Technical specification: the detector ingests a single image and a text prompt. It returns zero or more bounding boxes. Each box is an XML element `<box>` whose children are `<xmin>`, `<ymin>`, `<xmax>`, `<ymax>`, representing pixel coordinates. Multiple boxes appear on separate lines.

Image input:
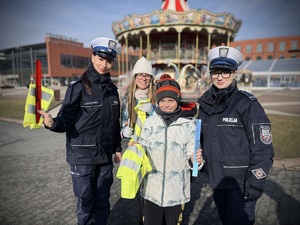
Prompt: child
<box><xmin>138</xmin><ymin>74</ymin><xmax>204</xmax><ymax>225</ymax></box>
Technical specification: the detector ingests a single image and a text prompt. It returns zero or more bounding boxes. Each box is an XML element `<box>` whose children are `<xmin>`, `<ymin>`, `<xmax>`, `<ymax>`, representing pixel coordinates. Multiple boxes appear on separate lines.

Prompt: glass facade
<box><xmin>60</xmin><ymin>54</ymin><xmax>90</xmax><ymax>69</ymax></box>
<box><xmin>0</xmin><ymin>44</ymin><xmax>47</xmax><ymax>86</ymax></box>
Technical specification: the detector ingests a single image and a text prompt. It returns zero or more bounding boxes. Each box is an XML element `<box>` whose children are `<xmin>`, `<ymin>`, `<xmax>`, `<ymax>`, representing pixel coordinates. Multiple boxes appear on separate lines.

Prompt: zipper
<box><xmin>161</xmin><ymin>124</ymin><xmax>167</xmax><ymax>205</ymax></box>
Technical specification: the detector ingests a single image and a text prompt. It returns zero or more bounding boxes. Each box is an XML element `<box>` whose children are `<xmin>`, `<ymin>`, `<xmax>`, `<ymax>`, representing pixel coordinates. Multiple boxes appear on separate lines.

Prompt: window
<box><xmin>267</xmin><ymin>55</ymin><xmax>273</xmax><ymax>59</ymax></box>
<box><xmin>245</xmin><ymin>57</ymin><xmax>251</xmax><ymax>60</ymax></box>
<box><xmin>268</xmin><ymin>43</ymin><xmax>274</xmax><ymax>52</ymax></box>
<box><xmin>279</xmin><ymin>55</ymin><xmax>284</xmax><ymax>59</ymax></box>
<box><xmin>256</xmin><ymin>56</ymin><xmax>261</xmax><ymax>60</ymax></box>
<box><xmin>256</xmin><ymin>44</ymin><xmax>263</xmax><ymax>53</ymax></box>
<box><xmin>291</xmin><ymin>41</ymin><xmax>298</xmax><ymax>50</ymax></box>
<box><xmin>60</xmin><ymin>54</ymin><xmax>90</xmax><ymax>69</ymax></box>
<box><xmin>236</xmin><ymin>46</ymin><xmax>241</xmax><ymax>52</ymax></box>
<box><xmin>246</xmin><ymin>45</ymin><xmax>252</xmax><ymax>54</ymax></box>
<box><xmin>279</xmin><ymin>42</ymin><xmax>286</xmax><ymax>51</ymax></box>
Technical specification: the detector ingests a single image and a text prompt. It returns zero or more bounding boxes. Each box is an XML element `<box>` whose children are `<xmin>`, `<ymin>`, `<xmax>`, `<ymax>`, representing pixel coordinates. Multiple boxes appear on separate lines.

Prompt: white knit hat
<box><xmin>132</xmin><ymin>57</ymin><xmax>154</xmax><ymax>77</ymax></box>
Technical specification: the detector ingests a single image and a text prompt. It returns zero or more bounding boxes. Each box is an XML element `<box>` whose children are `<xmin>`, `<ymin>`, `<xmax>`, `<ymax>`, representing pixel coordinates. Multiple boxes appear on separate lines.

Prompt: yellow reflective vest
<box><xmin>129</xmin><ymin>98</ymin><xmax>149</xmax><ymax>143</ymax></box>
<box><xmin>116</xmin><ymin>143</ymin><xmax>152</xmax><ymax>199</ymax></box>
<box><xmin>23</xmin><ymin>83</ymin><xmax>54</xmax><ymax>129</ymax></box>
<box><xmin>117</xmin><ymin>98</ymin><xmax>152</xmax><ymax>199</ymax></box>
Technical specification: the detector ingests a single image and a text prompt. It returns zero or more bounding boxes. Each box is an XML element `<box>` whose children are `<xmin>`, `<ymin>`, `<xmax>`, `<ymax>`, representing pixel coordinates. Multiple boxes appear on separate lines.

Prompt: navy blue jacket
<box><xmin>50</xmin><ymin>65</ymin><xmax>122</xmax><ymax>165</ymax></box>
<box><xmin>198</xmin><ymin>82</ymin><xmax>274</xmax><ymax>198</ymax></box>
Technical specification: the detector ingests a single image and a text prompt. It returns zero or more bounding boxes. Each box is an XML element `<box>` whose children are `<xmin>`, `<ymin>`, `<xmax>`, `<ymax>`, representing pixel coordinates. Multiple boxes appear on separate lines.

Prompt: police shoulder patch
<box><xmin>251</xmin><ymin>168</ymin><xmax>267</xmax><ymax>179</ymax></box>
<box><xmin>240</xmin><ymin>90</ymin><xmax>257</xmax><ymax>101</ymax></box>
<box><xmin>260</xmin><ymin>125</ymin><xmax>272</xmax><ymax>144</ymax></box>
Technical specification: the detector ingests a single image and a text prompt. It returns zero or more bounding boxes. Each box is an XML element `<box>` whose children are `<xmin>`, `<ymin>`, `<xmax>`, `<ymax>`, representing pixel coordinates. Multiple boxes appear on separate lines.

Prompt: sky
<box><xmin>0</xmin><ymin>0</ymin><xmax>300</xmax><ymax>50</ymax></box>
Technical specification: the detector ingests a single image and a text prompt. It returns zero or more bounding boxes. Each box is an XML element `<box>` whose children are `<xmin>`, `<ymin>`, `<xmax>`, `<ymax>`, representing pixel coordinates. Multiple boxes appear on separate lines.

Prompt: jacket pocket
<box><xmin>70</xmin><ymin>136</ymin><xmax>103</xmax><ymax>160</ymax></box>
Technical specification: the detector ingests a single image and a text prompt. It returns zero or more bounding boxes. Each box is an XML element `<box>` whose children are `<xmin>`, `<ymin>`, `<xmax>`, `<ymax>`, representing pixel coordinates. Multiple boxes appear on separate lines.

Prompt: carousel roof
<box><xmin>161</xmin><ymin>0</ymin><xmax>190</xmax><ymax>12</ymax></box>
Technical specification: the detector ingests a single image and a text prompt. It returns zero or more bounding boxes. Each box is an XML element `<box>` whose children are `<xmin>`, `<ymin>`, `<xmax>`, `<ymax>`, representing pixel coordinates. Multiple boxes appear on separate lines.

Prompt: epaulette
<box><xmin>240</xmin><ymin>90</ymin><xmax>257</xmax><ymax>101</ymax></box>
<box><xmin>69</xmin><ymin>77</ymin><xmax>82</xmax><ymax>87</ymax></box>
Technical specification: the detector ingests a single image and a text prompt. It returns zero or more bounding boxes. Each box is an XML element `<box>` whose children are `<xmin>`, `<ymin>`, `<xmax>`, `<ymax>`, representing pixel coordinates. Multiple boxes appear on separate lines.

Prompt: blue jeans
<box><xmin>213</xmin><ymin>189</ymin><xmax>256</xmax><ymax>225</ymax></box>
<box><xmin>70</xmin><ymin>164</ymin><xmax>113</xmax><ymax>225</ymax></box>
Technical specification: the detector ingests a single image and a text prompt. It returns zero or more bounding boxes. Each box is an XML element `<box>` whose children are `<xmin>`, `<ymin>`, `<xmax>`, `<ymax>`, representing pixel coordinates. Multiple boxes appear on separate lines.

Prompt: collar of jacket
<box><xmin>88</xmin><ymin>64</ymin><xmax>111</xmax><ymax>85</ymax></box>
<box><xmin>155</xmin><ymin>106</ymin><xmax>182</xmax><ymax>127</ymax></box>
<box><xmin>200</xmin><ymin>81</ymin><xmax>239</xmax><ymax>115</ymax></box>
<box><xmin>211</xmin><ymin>80</ymin><xmax>236</xmax><ymax>104</ymax></box>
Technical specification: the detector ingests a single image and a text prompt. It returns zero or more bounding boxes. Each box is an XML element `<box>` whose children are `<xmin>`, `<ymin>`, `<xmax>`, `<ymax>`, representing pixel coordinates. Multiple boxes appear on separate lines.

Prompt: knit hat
<box><xmin>156</xmin><ymin>74</ymin><xmax>181</xmax><ymax>104</ymax></box>
<box><xmin>132</xmin><ymin>57</ymin><xmax>154</xmax><ymax>77</ymax></box>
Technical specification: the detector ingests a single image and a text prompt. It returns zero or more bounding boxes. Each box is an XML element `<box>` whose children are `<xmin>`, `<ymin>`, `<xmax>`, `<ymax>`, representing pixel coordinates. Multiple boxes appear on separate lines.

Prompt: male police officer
<box><xmin>197</xmin><ymin>46</ymin><xmax>274</xmax><ymax>225</ymax></box>
<box><xmin>39</xmin><ymin>37</ymin><xmax>122</xmax><ymax>225</ymax></box>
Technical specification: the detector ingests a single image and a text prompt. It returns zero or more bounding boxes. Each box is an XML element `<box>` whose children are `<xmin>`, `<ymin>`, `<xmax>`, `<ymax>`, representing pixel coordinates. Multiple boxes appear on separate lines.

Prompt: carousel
<box><xmin>112</xmin><ymin>0</ymin><xmax>242</xmax><ymax>98</ymax></box>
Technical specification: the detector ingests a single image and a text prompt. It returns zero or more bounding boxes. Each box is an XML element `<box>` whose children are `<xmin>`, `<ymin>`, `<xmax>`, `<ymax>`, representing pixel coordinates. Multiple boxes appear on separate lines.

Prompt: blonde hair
<box><xmin>127</xmin><ymin>76</ymin><xmax>156</xmax><ymax>128</ymax></box>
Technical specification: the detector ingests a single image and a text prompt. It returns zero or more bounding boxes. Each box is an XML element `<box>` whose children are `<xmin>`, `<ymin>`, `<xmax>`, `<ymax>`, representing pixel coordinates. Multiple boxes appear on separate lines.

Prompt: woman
<box><xmin>198</xmin><ymin>46</ymin><xmax>274</xmax><ymax>225</ymax></box>
<box><xmin>121</xmin><ymin>56</ymin><xmax>156</xmax><ymax>140</ymax></box>
<box><xmin>38</xmin><ymin>37</ymin><xmax>123</xmax><ymax>225</ymax></box>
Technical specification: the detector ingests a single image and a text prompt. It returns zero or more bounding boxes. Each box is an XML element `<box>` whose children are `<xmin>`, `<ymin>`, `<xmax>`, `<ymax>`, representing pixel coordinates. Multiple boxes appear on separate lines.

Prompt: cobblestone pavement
<box><xmin>0</xmin><ymin>120</ymin><xmax>299</xmax><ymax>225</ymax></box>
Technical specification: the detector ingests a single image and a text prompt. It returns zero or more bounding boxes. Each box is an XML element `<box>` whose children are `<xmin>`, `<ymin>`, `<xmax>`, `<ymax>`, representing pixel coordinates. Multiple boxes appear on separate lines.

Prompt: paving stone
<box><xmin>0</xmin><ymin>120</ymin><xmax>300</xmax><ymax>225</ymax></box>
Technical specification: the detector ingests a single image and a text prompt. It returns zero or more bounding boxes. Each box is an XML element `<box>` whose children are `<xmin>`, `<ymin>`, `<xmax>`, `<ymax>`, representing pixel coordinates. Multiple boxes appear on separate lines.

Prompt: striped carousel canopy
<box><xmin>161</xmin><ymin>0</ymin><xmax>190</xmax><ymax>12</ymax></box>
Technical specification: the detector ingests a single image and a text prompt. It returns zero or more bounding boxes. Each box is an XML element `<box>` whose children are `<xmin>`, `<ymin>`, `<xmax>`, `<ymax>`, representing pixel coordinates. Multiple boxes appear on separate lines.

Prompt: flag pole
<box><xmin>35</xmin><ymin>60</ymin><xmax>42</xmax><ymax>123</ymax></box>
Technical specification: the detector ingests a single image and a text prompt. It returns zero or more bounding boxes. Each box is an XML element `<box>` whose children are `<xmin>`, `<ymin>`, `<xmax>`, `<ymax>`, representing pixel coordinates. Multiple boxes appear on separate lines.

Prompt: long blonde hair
<box><xmin>127</xmin><ymin>76</ymin><xmax>156</xmax><ymax>128</ymax></box>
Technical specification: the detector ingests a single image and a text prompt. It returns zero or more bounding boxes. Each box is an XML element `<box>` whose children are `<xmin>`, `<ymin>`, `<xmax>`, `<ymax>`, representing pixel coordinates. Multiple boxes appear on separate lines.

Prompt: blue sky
<box><xmin>0</xmin><ymin>0</ymin><xmax>299</xmax><ymax>50</ymax></box>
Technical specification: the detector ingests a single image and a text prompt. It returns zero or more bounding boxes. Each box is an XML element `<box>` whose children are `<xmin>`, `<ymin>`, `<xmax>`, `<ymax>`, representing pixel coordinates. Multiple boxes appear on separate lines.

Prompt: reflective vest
<box><xmin>23</xmin><ymin>83</ymin><xmax>54</xmax><ymax>129</ymax></box>
<box><xmin>130</xmin><ymin>98</ymin><xmax>149</xmax><ymax>143</ymax></box>
<box><xmin>117</xmin><ymin>98</ymin><xmax>152</xmax><ymax>199</ymax></box>
<box><xmin>116</xmin><ymin>143</ymin><xmax>152</xmax><ymax>199</ymax></box>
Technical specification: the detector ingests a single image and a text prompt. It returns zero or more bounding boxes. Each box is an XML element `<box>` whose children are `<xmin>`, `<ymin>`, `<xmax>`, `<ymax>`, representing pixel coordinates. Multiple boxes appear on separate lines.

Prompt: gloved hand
<box><xmin>244</xmin><ymin>192</ymin><xmax>260</xmax><ymax>202</ymax></box>
<box><xmin>122</xmin><ymin>126</ymin><xmax>133</xmax><ymax>138</ymax></box>
<box><xmin>137</xmin><ymin>102</ymin><xmax>152</xmax><ymax>113</ymax></box>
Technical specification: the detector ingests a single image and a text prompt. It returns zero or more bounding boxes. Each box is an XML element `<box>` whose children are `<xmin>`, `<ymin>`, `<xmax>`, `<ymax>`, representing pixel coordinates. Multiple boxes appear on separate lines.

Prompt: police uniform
<box><xmin>198</xmin><ymin>46</ymin><xmax>274</xmax><ymax>225</ymax></box>
<box><xmin>49</xmin><ymin>37</ymin><xmax>122</xmax><ymax>225</ymax></box>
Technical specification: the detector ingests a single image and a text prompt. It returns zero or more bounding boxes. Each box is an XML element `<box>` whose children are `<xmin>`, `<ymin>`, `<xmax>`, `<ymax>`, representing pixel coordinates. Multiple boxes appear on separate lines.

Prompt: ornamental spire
<box><xmin>161</xmin><ymin>0</ymin><xmax>190</xmax><ymax>12</ymax></box>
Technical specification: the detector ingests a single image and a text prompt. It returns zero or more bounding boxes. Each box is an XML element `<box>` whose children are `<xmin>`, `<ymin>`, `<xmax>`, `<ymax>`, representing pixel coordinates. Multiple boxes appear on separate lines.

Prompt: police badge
<box><xmin>219</xmin><ymin>47</ymin><xmax>229</xmax><ymax>58</ymax></box>
<box><xmin>108</xmin><ymin>40</ymin><xmax>117</xmax><ymax>52</ymax></box>
<box><xmin>260</xmin><ymin>125</ymin><xmax>272</xmax><ymax>144</ymax></box>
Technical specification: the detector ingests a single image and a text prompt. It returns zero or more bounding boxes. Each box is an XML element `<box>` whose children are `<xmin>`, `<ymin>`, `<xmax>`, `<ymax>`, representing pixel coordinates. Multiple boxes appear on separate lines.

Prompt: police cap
<box><xmin>208</xmin><ymin>46</ymin><xmax>244</xmax><ymax>71</ymax></box>
<box><xmin>91</xmin><ymin>37</ymin><xmax>122</xmax><ymax>61</ymax></box>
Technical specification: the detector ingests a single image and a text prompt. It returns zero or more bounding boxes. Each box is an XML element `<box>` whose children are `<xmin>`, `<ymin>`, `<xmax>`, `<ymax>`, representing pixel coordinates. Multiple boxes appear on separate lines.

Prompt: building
<box><xmin>0</xmin><ymin>34</ymin><xmax>120</xmax><ymax>87</ymax></box>
<box><xmin>231</xmin><ymin>36</ymin><xmax>300</xmax><ymax>60</ymax></box>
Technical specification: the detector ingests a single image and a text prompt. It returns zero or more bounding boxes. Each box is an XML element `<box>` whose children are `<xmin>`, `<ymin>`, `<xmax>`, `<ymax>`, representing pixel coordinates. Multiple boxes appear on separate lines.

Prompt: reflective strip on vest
<box><xmin>23</xmin><ymin>83</ymin><xmax>54</xmax><ymax>129</ymax></box>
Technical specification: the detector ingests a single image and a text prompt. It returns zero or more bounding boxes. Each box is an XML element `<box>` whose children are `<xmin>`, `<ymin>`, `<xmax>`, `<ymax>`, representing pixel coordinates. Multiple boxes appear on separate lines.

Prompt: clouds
<box><xmin>0</xmin><ymin>0</ymin><xmax>299</xmax><ymax>50</ymax></box>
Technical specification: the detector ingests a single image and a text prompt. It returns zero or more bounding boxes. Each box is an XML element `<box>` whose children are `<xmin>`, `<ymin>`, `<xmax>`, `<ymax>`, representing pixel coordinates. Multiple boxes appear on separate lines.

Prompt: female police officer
<box><xmin>39</xmin><ymin>37</ymin><xmax>122</xmax><ymax>225</ymax></box>
<box><xmin>197</xmin><ymin>46</ymin><xmax>274</xmax><ymax>225</ymax></box>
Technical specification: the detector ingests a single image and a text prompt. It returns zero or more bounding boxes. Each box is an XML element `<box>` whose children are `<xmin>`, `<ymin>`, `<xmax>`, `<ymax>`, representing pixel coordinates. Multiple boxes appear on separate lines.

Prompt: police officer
<box><xmin>39</xmin><ymin>37</ymin><xmax>123</xmax><ymax>225</ymax></box>
<box><xmin>197</xmin><ymin>46</ymin><xmax>274</xmax><ymax>225</ymax></box>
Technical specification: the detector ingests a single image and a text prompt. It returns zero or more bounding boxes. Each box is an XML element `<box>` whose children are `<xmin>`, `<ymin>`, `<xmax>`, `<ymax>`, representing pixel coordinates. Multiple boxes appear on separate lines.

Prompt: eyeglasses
<box><xmin>136</xmin><ymin>73</ymin><xmax>152</xmax><ymax>80</ymax></box>
<box><xmin>210</xmin><ymin>70</ymin><xmax>232</xmax><ymax>79</ymax></box>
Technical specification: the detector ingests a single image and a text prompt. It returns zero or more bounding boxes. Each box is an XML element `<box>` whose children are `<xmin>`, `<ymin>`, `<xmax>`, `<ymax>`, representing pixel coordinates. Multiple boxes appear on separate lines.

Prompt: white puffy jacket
<box><xmin>138</xmin><ymin>112</ymin><xmax>196</xmax><ymax>207</ymax></box>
